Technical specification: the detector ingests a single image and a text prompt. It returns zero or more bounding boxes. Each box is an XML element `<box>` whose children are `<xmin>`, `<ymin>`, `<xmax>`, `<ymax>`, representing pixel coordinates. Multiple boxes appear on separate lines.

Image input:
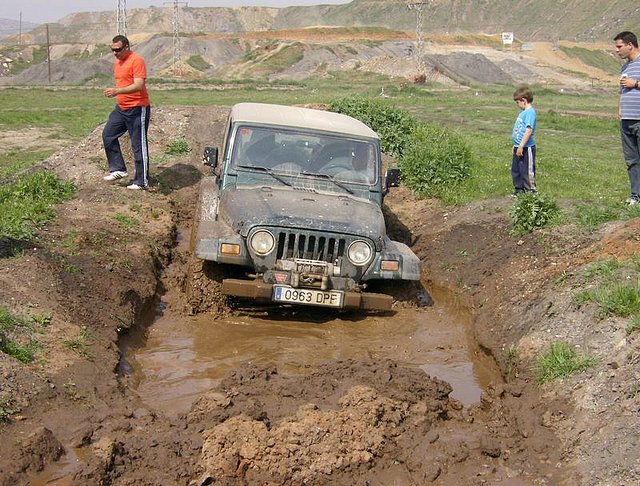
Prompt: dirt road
<box><xmin>1</xmin><ymin>105</ymin><xmax>639</xmax><ymax>485</ymax></box>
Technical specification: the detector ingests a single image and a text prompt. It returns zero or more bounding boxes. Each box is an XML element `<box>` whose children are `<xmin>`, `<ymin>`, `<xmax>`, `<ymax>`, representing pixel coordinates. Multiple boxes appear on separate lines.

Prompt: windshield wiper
<box><xmin>301</xmin><ymin>171</ymin><xmax>354</xmax><ymax>195</ymax></box>
<box><xmin>236</xmin><ymin>164</ymin><xmax>292</xmax><ymax>187</ymax></box>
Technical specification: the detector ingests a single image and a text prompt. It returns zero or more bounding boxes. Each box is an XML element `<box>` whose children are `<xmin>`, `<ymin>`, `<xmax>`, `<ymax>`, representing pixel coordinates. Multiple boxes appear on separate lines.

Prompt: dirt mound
<box><xmin>428</xmin><ymin>52</ymin><xmax>513</xmax><ymax>84</ymax></box>
<box><xmin>187</xmin><ymin>360</ymin><xmax>561</xmax><ymax>485</ymax></box>
<box><xmin>0</xmin><ymin>58</ymin><xmax>111</xmax><ymax>85</ymax></box>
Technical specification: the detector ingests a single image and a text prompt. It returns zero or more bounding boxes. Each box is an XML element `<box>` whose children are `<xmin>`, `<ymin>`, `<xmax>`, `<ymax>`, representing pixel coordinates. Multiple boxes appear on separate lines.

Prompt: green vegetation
<box><xmin>0</xmin><ymin>170</ymin><xmax>75</xmax><ymax>241</ymax></box>
<box><xmin>262</xmin><ymin>43</ymin><xmax>305</xmax><ymax>73</ymax></box>
<box><xmin>186</xmin><ymin>55</ymin><xmax>211</xmax><ymax>71</ymax></box>
<box><xmin>508</xmin><ymin>192</ymin><xmax>561</xmax><ymax>235</ymax></box>
<box><xmin>0</xmin><ymin>306</ymin><xmax>42</xmax><ymax>364</ymax></box>
<box><xmin>1</xmin><ymin>46</ymin><xmax>49</xmax><ymax>75</ymax></box>
<box><xmin>165</xmin><ymin>137</ymin><xmax>191</xmax><ymax>155</ymax></box>
<box><xmin>535</xmin><ymin>341</ymin><xmax>596</xmax><ymax>384</ymax></box>
<box><xmin>63</xmin><ymin>326</ymin><xmax>92</xmax><ymax>358</ymax></box>
<box><xmin>329</xmin><ymin>97</ymin><xmax>417</xmax><ymax>157</ymax></box>
<box><xmin>558</xmin><ymin>46</ymin><xmax>621</xmax><ymax>76</ymax></box>
<box><xmin>574</xmin><ymin>258</ymin><xmax>640</xmax><ymax>332</ymax></box>
<box><xmin>577</xmin><ymin>280</ymin><xmax>640</xmax><ymax>318</ymax></box>
<box><xmin>401</xmin><ymin>123</ymin><xmax>472</xmax><ymax>200</ymax></box>
<box><xmin>504</xmin><ymin>345</ymin><xmax>519</xmax><ymax>378</ymax></box>
<box><xmin>112</xmin><ymin>213</ymin><xmax>139</xmax><ymax>231</ymax></box>
<box><xmin>0</xmin><ymin>149</ymin><xmax>54</xmax><ymax>180</ymax></box>
<box><xmin>0</xmin><ymin>306</ymin><xmax>32</xmax><ymax>331</ymax></box>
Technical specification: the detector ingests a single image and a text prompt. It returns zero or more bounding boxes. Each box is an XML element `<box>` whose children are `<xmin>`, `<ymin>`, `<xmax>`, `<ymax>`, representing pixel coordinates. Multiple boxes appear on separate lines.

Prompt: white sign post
<box><xmin>502</xmin><ymin>32</ymin><xmax>514</xmax><ymax>51</ymax></box>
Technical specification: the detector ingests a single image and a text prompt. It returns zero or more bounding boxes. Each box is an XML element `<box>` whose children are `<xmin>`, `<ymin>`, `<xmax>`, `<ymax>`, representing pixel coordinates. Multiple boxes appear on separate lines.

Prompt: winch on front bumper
<box><xmin>222</xmin><ymin>257</ymin><xmax>393</xmax><ymax>310</ymax></box>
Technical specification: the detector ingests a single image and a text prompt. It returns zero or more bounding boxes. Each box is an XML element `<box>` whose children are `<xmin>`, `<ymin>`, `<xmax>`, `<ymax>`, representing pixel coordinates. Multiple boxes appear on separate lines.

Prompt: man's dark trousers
<box><xmin>103</xmin><ymin>105</ymin><xmax>151</xmax><ymax>187</ymax></box>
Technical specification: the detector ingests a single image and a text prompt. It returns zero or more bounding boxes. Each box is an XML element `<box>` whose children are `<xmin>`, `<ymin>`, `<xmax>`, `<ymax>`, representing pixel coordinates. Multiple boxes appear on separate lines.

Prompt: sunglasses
<box><xmin>111</xmin><ymin>46</ymin><xmax>125</xmax><ymax>53</ymax></box>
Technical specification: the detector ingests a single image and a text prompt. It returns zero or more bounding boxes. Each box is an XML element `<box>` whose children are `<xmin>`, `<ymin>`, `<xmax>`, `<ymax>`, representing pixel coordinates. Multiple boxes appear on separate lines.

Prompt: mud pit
<box><xmin>1</xmin><ymin>105</ymin><xmax>639</xmax><ymax>486</ymax></box>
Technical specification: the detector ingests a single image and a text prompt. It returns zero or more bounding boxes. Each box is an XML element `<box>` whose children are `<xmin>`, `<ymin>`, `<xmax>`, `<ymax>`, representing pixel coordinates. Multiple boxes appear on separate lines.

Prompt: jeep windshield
<box><xmin>230</xmin><ymin>125</ymin><xmax>379</xmax><ymax>189</ymax></box>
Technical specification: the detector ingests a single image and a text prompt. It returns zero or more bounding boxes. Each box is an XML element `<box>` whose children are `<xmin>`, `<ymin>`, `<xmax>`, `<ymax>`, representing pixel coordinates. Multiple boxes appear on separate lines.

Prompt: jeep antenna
<box><xmin>116</xmin><ymin>0</ymin><xmax>127</xmax><ymax>36</ymax></box>
<box><xmin>164</xmin><ymin>0</ymin><xmax>188</xmax><ymax>76</ymax></box>
<box><xmin>407</xmin><ymin>1</ymin><xmax>432</xmax><ymax>75</ymax></box>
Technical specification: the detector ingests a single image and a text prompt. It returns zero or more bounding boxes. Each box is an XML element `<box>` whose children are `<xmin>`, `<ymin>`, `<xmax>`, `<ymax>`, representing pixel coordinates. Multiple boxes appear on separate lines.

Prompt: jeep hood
<box><xmin>219</xmin><ymin>187</ymin><xmax>386</xmax><ymax>240</ymax></box>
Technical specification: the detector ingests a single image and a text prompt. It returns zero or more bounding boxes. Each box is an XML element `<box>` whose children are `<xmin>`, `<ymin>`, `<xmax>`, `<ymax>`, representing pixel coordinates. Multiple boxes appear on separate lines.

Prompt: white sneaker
<box><xmin>627</xmin><ymin>195</ymin><xmax>639</xmax><ymax>205</ymax></box>
<box><xmin>126</xmin><ymin>183</ymin><xmax>146</xmax><ymax>190</ymax></box>
<box><xmin>103</xmin><ymin>171</ymin><xmax>128</xmax><ymax>181</ymax></box>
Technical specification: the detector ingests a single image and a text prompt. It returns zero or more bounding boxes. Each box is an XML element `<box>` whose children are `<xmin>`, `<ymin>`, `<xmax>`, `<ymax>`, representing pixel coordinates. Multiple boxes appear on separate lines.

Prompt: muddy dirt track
<box><xmin>1</xmin><ymin>105</ymin><xmax>639</xmax><ymax>486</ymax></box>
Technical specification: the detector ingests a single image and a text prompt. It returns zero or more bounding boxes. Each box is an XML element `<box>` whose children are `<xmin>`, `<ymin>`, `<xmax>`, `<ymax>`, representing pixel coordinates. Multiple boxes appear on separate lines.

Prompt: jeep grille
<box><xmin>276</xmin><ymin>231</ymin><xmax>347</xmax><ymax>263</ymax></box>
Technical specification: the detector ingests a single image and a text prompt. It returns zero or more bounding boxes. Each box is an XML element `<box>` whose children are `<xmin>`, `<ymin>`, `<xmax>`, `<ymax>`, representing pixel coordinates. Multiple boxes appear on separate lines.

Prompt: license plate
<box><xmin>273</xmin><ymin>286</ymin><xmax>343</xmax><ymax>308</ymax></box>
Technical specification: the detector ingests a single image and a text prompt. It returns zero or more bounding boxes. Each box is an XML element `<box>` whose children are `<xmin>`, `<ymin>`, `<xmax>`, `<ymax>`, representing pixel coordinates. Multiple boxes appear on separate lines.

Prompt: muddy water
<box><xmin>124</xmin><ymin>286</ymin><xmax>500</xmax><ymax>418</ymax></box>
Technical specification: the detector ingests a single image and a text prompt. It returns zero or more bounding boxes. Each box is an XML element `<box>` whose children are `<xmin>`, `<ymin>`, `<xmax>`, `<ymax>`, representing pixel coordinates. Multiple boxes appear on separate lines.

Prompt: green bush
<box><xmin>509</xmin><ymin>192</ymin><xmax>561</xmax><ymax>236</ymax></box>
<box><xmin>165</xmin><ymin>137</ymin><xmax>191</xmax><ymax>155</ymax></box>
<box><xmin>399</xmin><ymin>123</ymin><xmax>472</xmax><ymax>198</ymax></box>
<box><xmin>328</xmin><ymin>97</ymin><xmax>416</xmax><ymax>157</ymax></box>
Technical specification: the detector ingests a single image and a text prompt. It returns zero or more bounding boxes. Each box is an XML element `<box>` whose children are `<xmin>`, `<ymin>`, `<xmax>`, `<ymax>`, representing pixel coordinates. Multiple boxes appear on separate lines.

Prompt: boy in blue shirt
<box><xmin>511</xmin><ymin>85</ymin><xmax>537</xmax><ymax>195</ymax></box>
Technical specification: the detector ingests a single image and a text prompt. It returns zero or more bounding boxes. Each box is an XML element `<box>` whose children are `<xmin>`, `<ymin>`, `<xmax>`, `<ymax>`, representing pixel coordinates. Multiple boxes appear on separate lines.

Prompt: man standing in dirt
<box><xmin>614</xmin><ymin>31</ymin><xmax>640</xmax><ymax>205</ymax></box>
<box><xmin>102</xmin><ymin>35</ymin><xmax>151</xmax><ymax>190</ymax></box>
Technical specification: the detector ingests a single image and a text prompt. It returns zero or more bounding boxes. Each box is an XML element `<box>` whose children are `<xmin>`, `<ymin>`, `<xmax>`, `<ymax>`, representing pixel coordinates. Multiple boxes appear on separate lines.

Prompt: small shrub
<box><xmin>400</xmin><ymin>123</ymin><xmax>472</xmax><ymax>198</ymax></box>
<box><xmin>509</xmin><ymin>192</ymin><xmax>561</xmax><ymax>236</ymax></box>
<box><xmin>3</xmin><ymin>340</ymin><xmax>36</xmax><ymax>363</ymax></box>
<box><xmin>165</xmin><ymin>137</ymin><xmax>191</xmax><ymax>155</ymax></box>
<box><xmin>535</xmin><ymin>341</ymin><xmax>596</xmax><ymax>384</ymax></box>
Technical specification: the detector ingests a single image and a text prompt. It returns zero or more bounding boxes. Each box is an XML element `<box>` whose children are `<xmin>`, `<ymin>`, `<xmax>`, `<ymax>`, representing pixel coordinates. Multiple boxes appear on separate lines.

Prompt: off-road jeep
<box><xmin>191</xmin><ymin>102</ymin><xmax>420</xmax><ymax>311</ymax></box>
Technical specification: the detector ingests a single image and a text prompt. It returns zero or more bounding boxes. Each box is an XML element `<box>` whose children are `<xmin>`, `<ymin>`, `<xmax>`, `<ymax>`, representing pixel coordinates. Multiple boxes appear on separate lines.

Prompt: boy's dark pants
<box><xmin>512</xmin><ymin>145</ymin><xmax>536</xmax><ymax>193</ymax></box>
<box><xmin>102</xmin><ymin>105</ymin><xmax>151</xmax><ymax>187</ymax></box>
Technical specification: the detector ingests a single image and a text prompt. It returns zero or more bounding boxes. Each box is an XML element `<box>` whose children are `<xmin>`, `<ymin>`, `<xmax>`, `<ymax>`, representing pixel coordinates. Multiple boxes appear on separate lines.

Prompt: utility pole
<box><xmin>19</xmin><ymin>11</ymin><xmax>22</xmax><ymax>46</ymax></box>
<box><xmin>46</xmin><ymin>24</ymin><xmax>51</xmax><ymax>83</ymax></box>
<box><xmin>116</xmin><ymin>0</ymin><xmax>127</xmax><ymax>36</ymax></box>
<box><xmin>164</xmin><ymin>0</ymin><xmax>188</xmax><ymax>76</ymax></box>
<box><xmin>407</xmin><ymin>1</ymin><xmax>432</xmax><ymax>75</ymax></box>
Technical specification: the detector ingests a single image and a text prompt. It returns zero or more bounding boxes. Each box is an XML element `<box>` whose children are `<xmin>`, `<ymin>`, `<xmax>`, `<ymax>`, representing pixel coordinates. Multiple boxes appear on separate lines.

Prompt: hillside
<box><xmin>2</xmin><ymin>0</ymin><xmax>640</xmax><ymax>46</ymax></box>
<box><xmin>0</xmin><ymin>0</ymin><xmax>628</xmax><ymax>88</ymax></box>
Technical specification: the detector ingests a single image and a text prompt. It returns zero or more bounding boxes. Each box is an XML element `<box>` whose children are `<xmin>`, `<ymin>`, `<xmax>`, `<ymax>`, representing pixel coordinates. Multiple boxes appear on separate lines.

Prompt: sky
<box><xmin>0</xmin><ymin>1</ymin><xmax>350</xmax><ymax>24</ymax></box>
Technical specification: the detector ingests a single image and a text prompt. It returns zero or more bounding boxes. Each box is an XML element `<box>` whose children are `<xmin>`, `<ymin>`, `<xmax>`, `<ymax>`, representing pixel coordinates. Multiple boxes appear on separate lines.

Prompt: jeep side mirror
<box><xmin>203</xmin><ymin>146</ymin><xmax>218</xmax><ymax>167</ymax></box>
<box><xmin>384</xmin><ymin>168</ymin><xmax>401</xmax><ymax>192</ymax></box>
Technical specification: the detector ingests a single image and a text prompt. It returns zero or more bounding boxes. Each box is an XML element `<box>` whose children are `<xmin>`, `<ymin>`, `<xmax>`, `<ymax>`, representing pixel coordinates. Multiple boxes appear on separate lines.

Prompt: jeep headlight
<box><xmin>250</xmin><ymin>230</ymin><xmax>275</xmax><ymax>255</ymax></box>
<box><xmin>347</xmin><ymin>240</ymin><xmax>372</xmax><ymax>266</ymax></box>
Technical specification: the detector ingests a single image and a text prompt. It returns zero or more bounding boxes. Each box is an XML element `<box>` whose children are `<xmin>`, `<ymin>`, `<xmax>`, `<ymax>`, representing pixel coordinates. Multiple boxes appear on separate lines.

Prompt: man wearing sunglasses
<box><xmin>102</xmin><ymin>35</ymin><xmax>151</xmax><ymax>190</ymax></box>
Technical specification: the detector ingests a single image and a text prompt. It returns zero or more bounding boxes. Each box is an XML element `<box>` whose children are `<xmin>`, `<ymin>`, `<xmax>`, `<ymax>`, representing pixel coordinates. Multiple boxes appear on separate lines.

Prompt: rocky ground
<box><xmin>0</xmin><ymin>105</ymin><xmax>639</xmax><ymax>485</ymax></box>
